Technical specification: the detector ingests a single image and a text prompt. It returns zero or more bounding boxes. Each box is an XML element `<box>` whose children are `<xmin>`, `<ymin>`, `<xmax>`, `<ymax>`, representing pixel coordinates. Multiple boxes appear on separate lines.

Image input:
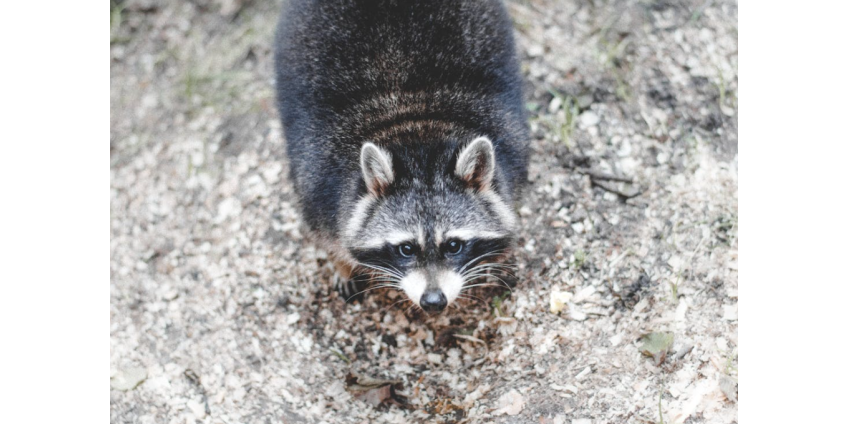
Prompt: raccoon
<box><xmin>274</xmin><ymin>0</ymin><xmax>529</xmax><ymax>313</ymax></box>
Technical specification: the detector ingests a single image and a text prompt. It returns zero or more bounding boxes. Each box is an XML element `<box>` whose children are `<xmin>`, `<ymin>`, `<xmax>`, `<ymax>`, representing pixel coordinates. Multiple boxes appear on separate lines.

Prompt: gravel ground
<box><xmin>110</xmin><ymin>0</ymin><xmax>738</xmax><ymax>422</ymax></box>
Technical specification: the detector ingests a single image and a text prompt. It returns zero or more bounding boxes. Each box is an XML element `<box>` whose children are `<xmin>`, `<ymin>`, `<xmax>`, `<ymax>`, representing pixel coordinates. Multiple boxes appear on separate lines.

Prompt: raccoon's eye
<box><xmin>398</xmin><ymin>243</ymin><xmax>416</xmax><ymax>258</ymax></box>
<box><xmin>445</xmin><ymin>239</ymin><xmax>464</xmax><ymax>255</ymax></box>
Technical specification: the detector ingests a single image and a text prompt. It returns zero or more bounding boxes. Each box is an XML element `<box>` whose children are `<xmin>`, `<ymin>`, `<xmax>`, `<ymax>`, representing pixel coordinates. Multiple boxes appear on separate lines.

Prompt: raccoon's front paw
<box><xmin>336</xmin><ymin>274</ymin><xmax>369</xmax><ymax>303</ymax></box>
<box><xmin>500</xmin><ymin>272</ymin><xmax>518</xmax><ymax>289</ymax></box>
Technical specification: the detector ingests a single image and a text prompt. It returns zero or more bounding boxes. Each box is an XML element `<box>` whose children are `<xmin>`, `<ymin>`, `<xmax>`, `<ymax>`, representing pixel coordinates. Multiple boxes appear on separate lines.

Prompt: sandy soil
<box><xmin>110</xmin><ymin>0</ymin><xmax>738</xmax><ymax>422</ymax></box>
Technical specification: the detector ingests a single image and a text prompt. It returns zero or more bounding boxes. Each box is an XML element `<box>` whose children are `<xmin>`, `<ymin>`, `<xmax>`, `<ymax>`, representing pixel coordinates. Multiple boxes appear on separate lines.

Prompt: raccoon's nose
<box><xmin>419</xmin><ymin>290</ymin><xmax>447</xmax><ymax>313</ymax></box>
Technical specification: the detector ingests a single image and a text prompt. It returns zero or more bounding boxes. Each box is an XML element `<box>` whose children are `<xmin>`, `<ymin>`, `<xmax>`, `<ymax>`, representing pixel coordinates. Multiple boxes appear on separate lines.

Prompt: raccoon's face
<box><xmin>342</xmin><ymin>136</ymin><xmax>517</xmax><ymax>313</ymax></box>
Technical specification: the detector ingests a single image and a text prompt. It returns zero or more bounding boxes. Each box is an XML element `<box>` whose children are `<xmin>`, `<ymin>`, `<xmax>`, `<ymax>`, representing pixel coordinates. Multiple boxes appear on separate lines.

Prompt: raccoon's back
<box><xmin>280</xmin><ymin>2</ymin><xmax>519</xmax><ymax>112</ymax></box>
<box><xmin>274</xmin><ymin>0</ymin><xmax>528</xmax><ymax>233</ymax></box>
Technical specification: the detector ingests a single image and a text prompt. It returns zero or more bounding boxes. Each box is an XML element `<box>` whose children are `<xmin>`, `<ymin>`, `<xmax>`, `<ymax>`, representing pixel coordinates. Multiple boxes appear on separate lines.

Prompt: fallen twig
<box><xmin>455</xmin><ymin>334</ymin><xmax>489</xmax><ymax>368</ymax></box>
<box><xmin>591</xmin><ymin>179</ymin><xmax>642</xmax><ymax>199</ymax></box>
<box><xmin>578</xmin><ymin>168</ymin><xmax>634</xmax><ymax>183</ymax></box>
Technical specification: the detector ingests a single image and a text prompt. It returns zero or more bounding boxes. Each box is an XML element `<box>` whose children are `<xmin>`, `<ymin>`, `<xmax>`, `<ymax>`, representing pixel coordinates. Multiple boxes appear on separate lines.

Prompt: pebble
<box><xmin>427</xmin><ymin>353</ymin><xmax>442</xmax><ymax>364</ymax></box>
<box><xmin>617</xmin><ymin>139</ymin><xmax>632</xmax><ymax>157</ymax></box>
<box><xmin>571</xmin><ymin>222</ymin><xmax>585</xmax><ymax>234</ymax></box>
<box><xmin>527</xmin><ymin>44</ymin><xmax>544</xmax><ymax>57</ymax></box>
<box><xmin>579</xmin><ymin>111</ymin><xmax>600</xmax><ymax>127</ymax></box>
<box><xmin>722</xmin><ymin>304</ymin><xmax>738</xmax><ymax>321</ymax></box>
<box><xmin>186</xmin><ymin>399</ymin><xmax>206</xmax><ymax>418</ymax></box>
<box><xmin>549</xmin><ymin>96</ymin><xmax>563</xmax><ymax>113</ymax></box>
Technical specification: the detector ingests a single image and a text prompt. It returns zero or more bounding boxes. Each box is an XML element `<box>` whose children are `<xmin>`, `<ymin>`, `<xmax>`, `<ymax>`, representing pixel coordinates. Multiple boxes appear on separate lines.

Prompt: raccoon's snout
<box><xmin>420</xmin><ymin>290</ymin><xmax>447</xmax><ymax>313</ymax></box>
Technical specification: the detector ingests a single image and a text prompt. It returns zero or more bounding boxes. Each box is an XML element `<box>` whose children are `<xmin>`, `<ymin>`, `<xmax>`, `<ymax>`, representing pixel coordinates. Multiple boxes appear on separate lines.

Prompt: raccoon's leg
<box><xmin>338</xmin><ymin>272</ymin><xmax>370</xmax><ymax>303</ymax></box>
<box><xmin>332</xmin><ymin>260</ymin><xmax>368</xmax><ymax>302</ymax></box>
<box><xmin>500</xmin><ymin>270</ymin><xmax>519</xmax><ymax>289</ymax></box>
<box><xmin>486</xmin><ymin>253</ymin><xmax>519</xmax><ymax>289</ymax></box>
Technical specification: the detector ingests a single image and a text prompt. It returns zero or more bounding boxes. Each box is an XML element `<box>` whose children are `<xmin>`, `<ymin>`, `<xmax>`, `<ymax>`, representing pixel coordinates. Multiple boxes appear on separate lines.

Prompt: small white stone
<box><xmin>261</xmin><ymin>162</ymin><xmax>284</xmax><ymax>184</ymax></box>
<box><xmin>722</xmin><ymin>304</ymin><xmax>738</xmax><ymax>321</ymax></box>
<box><xmin>617</xmin><ymin>139</ymin><xmax>632</xmax><ymax>157</ymax></box>
<box><xmin>427</xmin><ymin>353</ymin><xmax>443</xmax><ymax>364</ymax></box>
<box><xmin>569</xmin><ymin>308</ymin><xmax>587</xmax><ymax>321</ymax></box>
<box><xmin>214</xmin><ymin>197</ymin><xmax>242</xmax><ymax>224</ymax></box>
<box><xmin>548</xmin><ymin>96</ymin><xmax>563</xmax><ymax>113</ymax></box>
<box><xmin>675</xmin><ymin>298</ymin><xmax>689</xmax><ymax>326</ymax></box>
<box><xmin>186</xmin><ymin>399</ymin><xmax>206</xmax><ymax>418</ymax></box>
<box><xmin>579</xmin><ymin>111</ymin><xmax>600</xmax><ymax>127</ymax></box>
<box><xmin>667</xmin><ymin>255</ymin><xmax>684</xmax><ymax>273</ymax></box>
<box><xmin>573</xmin><ymin>286</ymin><xmax>596</xmax><ymax>303</ymax></box>
<box><xmin>527</xmin><ymin>44</ymin><xmax>544</xmax><ymax>57</ymax></box>
<box><xmin>571</xmin><ymin>222</ymin><xmax>585</xmax><ymax>234</ymax></box>
<box><xmin>609</xmin><ymin>334</ymin><xmax>622</xmax><ymax>347</ymax></box>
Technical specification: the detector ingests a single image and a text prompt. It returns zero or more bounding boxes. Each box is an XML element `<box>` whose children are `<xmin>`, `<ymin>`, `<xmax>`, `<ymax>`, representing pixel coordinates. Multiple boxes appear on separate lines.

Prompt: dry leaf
<box><xmin>493</xmin><ymin>389</ymin><xmax>525</xmax><ymax>416</ymax></box>
<box><xmin>639</xmin><ymin>332</ymin><xmax>674</xmax><ymax>365</ymax></box>
<box><xmin>345</xmin><ymin>372</ymin><xmax>406</xmax><ymax>408</ymax></box>
<box><xmin>719</xmin><ymin>375</ymin><xmax>737</xmax><ymax>403</ymax></box>
<box><xmin>110</xmin><ymin>367</ymin><xmax>147</xmax><ymax>391</ymax></box>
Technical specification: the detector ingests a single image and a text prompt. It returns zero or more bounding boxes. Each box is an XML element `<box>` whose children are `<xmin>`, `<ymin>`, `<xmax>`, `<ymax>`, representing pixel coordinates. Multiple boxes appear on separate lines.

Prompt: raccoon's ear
<box><xmin>360</xmin><ymin>142</ymin><xmax>395</xmax><ymax>197</ymax></box>
<box><xmin>455</xmin><ymin>136</ymin><xmax>495</xmax><ymax>191</ymax></box>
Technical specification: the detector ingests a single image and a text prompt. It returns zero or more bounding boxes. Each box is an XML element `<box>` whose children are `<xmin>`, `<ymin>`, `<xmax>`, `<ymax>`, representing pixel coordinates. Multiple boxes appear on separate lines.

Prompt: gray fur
<box><xmin>274</xmin><ymin>0</ymin><xmax>529</xmax><ymax>308</ymax></box>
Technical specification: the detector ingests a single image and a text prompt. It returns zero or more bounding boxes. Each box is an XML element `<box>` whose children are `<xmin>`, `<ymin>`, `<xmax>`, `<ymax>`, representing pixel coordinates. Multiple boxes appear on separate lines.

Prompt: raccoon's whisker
<box><xmin>460</xmin><ymin>273</ymin><xmax>491</xmax><ymax>282</ymax></box>
<box><xmin>368</xmin><ymin>260</ymin><xmax>405</xmax><ymax>277</ymax></box>
<box><xmin>368</xmin><ymin>277</ymin><xmax>402</xmax><ymax>284</ymax></box>
<box><xmin>482</xmin><ymin>273</ymin><xmax>513</xmax><ymax>291</ymax></box>
<box><xmin>358</xmin><ymin>263</ymin><xmax>404</xmax><ymax>279</ymax></box>
<box><xmin>460</xmin><ymin>274</ymin><xmax>500</xmax><ymax>284</ymax></box>
<box><xmin>463</xmin><ymin>265</ymin><xmax>516</xmax><ymax>277</ymax></box>
<box><xmin>345</xmin><ymin>284</ymin><xmax>401</xmax><ymax>302</ymax></box>
<box><xmin>462</xmin><ymin>261</ymin><xmax>515</xmax><ymax>274</ymax></box>
<box><xmin>461</xmin><ymin>274</ymin><xmax>513</xmax><ymax>293</ymax></box>
<box><xmin>461</xmin><ymin>264</ymin><xmax>516</xmax><ymax>284</ymax></box>
<box><xmin>460</xmin><ymin>264</ymin><xmax>512</xmax><ymax>280</ymax></box>
<box><xmin>380</xmin><ymin>297</ymin><xmax>412</xmax><ymax>314</ymax></box>
<box><xmin>359</xmin><ymin>262</ymin><xmax>403</xmax><ymax>277</ymax></box>
<box><xmin>456</xmin><ymin>293</ymin><xmax>486</xmax><ymax>304</ymax></box>
<box><xmin>367</xmin><ymin>272</ymin><xmax>400</xmax><ymax>280</ymax></box>
<box><xmin>462</xmin><ymin>268</ymin><xmax>515</xmax><ymax>280</ymax></box>
<box><xmin>460</xmin><ymin>249</ymin><xmax>508</xmax><ymax>269</ymax></box>
<box><xmin>372</xmin><ymin>261</ymin><xmax>404</xmax><ymax>276</ymax></box>
<box><xmin>365</xmin><ymin>278</ymin><xmax>402</xmax><ymax>287</ymax></box>
<box><xmin>461</xmin><ymin>283</ymin><xmax>503</xmax><ymax>290</ymax></box>
<box><xmin>458</xmin><ymin>250</ymin><xmax>508</xmax><ymax>275</ymax></box>
<box><xmin>404</xmin><ymin>302</ymin><xmax>422</xmax><ymax>315</ymax></box>
<box><xmin>460</xmin><ymin>284</ymin><xmax>511</xmax><ymax>296</ymax></box>
<box><xmin>469</xmin><ymin>262</ymin><xmax>516</xmax><ymax>271</ymax></box>
<box><xmin>357</xmin><ymin>284</ymin><xmax>400</xmax><ymax>294</ymax></box>
<box><xmin>461</xmin><ymin>266</ymin><xmax>512</xmax><ymax>279</ymax></box>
